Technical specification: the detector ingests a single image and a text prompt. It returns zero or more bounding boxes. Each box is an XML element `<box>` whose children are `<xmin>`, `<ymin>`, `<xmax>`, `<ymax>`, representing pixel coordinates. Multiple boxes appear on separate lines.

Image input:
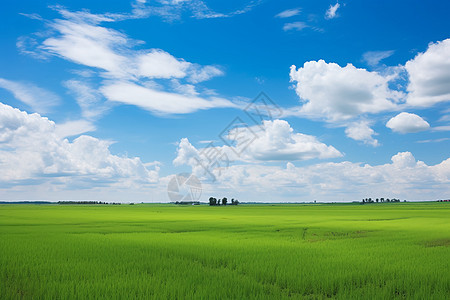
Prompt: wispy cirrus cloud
<box><xmin>0</xmin><ymin>78</ymin><xmax>60</xmax><ymax>114</ymax></box>
<box><xmin>64</xmin><ymin>80</ymin><xmax>110</xmax><ymax>120</ymax></box>
<box><xmin>19</xmin><ymin>6</ymin><xmax>234</xmax><ymax>116</ymax></box>
<box><xmin>101</xmin><ymin>81</ymin><xmax>236</xmax><ymax>115</ymax></box>
<box><xmin>283</xmin><ymin>22</ymin><xmax>308</xmax><ymax>31</ymax></box>
<box><xmin>275</xmin><ymin>8</ymin><xmax>301</xmax><ymax>18</ymax></box>
<box><xmin>130</xmin><ymin>0</ymin><xmax>262</xmax><ymax>22</ymax></box>
<box><xmin>362</xmin><ymin>50</ymin><xmax>395</xmax><ymax>66</ymax></box>
<box><xmin>55</xmin><ymin>119</ymin><xmax>97</xmax><ymax>138</ymax></box>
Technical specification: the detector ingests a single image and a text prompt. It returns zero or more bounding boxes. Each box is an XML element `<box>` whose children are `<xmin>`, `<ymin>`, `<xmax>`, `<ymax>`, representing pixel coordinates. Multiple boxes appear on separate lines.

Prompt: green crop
<box><xmin>0</xmin><ymin>203</ymin><xmax>449</xmax><ymax>299</ymax></box>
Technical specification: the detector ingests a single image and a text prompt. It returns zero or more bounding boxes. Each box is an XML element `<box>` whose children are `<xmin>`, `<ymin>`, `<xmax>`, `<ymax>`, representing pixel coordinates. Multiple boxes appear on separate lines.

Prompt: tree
<box><xmin>222</xmin><ymin>197</ymin><xmax>227</xmax><ymax>206</ymax></box>
<box><xmin>217</xmin><ymin>198</ymin><xmax>221</xmax><ymax>206</ymax></box>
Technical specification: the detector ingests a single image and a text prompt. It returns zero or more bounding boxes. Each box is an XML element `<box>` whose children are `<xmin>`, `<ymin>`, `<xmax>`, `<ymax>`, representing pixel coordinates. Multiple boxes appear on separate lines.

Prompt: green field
<box><xmin>0</xmin><ymin>203</ymin><xmax>449</xmax><ymax>299</ymax></box>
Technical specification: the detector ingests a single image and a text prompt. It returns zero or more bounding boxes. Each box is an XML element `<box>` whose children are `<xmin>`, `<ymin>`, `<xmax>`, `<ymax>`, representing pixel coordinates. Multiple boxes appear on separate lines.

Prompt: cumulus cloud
<box><xmin>391</xmin><ymin>151</ymin><xmax>417</xmax><ymax>168</ymax></box>
<box><xmin>173</xmin><ymin>137</ymin><xmax>199</xmax><ymax>167</ymax></box>
<box><xmin>173</xmin><ymin>119</ymin><xmax>342</xmax><ymax>178</ymax></box>
<box><xmin>228</xmin><ymin>119</ymin><xmax>342</xmax><ymax>161</ymax></box>
<box><xmin>275</xmin><ymin>8</ymin><xmax>301</xmax><ymax>18</ymax></box>
<box><xmin>405</xmin><ymin>39</ymin><xmax>450</xmax><ymax>107</ymax></box>
<box><xmin>325</xmin><ymin>2</ymin><xmax>340</xmax><ymax>19</ymax></box>
<box><xmin>289</xmin><ymin>60</ymin><xmax>403</xmax><ymax>122</ymax></box>
<box><xmin>287</xmin><ymin>38</ymin><xmax>450</xmax><ymax>144</ymax></box>
<box><xmin>197</xmin><ymin>151</ymin><xmax>450</xmax><ymax>202</ymax></box>
<box><xmin>283</xmin><ymin>22</ymin><xmax>308</xmax><ymax>31</ymax></box>
<box><xmin>0</xmin><ymin>102</ymin><xmax>159</xmax><ymax>185</ymax></box>
<box><xmin>0</xmin><ymin>78</ymin><xmax>60</xmax><ymax>114</ymax></box>
<box><xmin>345</xmin><ymin>121</ymin><xmax>379</xmax><ymax>146</ymax></box>
<box><xmin>386</xmin><ymin>112</ymin><xmax>430</xmax><ymax>133</ymax></box>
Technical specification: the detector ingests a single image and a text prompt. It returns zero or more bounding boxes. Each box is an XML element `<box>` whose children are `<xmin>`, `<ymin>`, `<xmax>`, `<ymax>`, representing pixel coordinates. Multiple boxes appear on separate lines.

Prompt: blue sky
<box><xmin>0</xmin><ymin>0</ymin><xmax>449</xmax><ymax>202</ymax></box>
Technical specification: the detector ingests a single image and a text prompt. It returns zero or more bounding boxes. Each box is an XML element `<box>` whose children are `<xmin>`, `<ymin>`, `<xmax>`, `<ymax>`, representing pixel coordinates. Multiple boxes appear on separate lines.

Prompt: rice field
<box><xmin>0</xmin><ymin>202</ymin><xmax>449</xmax><ymax>299</ymax></box>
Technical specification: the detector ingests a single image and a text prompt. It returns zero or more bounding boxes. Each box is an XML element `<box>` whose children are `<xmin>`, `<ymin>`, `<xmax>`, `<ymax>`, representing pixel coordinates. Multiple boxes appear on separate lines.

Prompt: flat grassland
<box><xmin>0</xmin><ymin>203</ymin><xmax>449</xmax><ymax>299</ymax></box>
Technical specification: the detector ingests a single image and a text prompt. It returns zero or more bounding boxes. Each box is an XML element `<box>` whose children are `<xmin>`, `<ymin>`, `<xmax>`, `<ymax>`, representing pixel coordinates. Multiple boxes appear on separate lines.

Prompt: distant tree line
<box><xmin>0</xmin><ymin>201</ymin><xmax>52</xmax><ymax>204</ymax></box>
<box><xmin>208</xmin><ymin>197</ymin><xmax>239</xmax><ymax>206</ymax></box>
<box><xmin>57</xmin><ymin>201</ymin><xmax>121</xmax><ymax>205</ymax></box>
<box><xmin>361</xmin><ymin>198</ymin><xmax>403</xmax><ymax>204</ymax></box>
<box><xmin>173</xmin><ymin>201</ymin><xmax>200</xmax><ymax>205</ymax></box>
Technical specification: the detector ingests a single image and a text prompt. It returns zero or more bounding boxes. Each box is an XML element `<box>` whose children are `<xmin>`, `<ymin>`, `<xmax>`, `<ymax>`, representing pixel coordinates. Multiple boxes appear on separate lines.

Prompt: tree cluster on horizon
<box><xmin>209</xmin><ymin>197</ymin><xmax>239</xmax><ymax>206</ymax></box>
<box><xmin>361</xmin><ymin>198</ymin><xmax>403</xmax><ymax>204</ymax></box>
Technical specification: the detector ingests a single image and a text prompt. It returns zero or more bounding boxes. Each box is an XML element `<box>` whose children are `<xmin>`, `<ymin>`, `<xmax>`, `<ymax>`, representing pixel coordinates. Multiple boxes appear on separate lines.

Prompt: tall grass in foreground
<box><xmin>0</xmin><ymin>203</ymin><xmax>449</xmax><ymax>299</ymax></box>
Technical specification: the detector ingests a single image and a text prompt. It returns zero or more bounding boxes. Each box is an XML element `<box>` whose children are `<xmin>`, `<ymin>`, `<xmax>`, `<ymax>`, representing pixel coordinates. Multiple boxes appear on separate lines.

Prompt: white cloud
<box><xmin>386</xmin><ymin>112</ymin><xmax>430</xmax><ymax>133</ymax></box>
<box><xmin>417</xmin><ymin>138</ymin><xmax>450</xmax><ymax>143</ymax></box>
<box><xmin>0</xmin><ymin>102</ymin><xmax>158</xmax><ymax>185</ymax></box>
<box><xmin>275</xmin><ymin>8</ymin><xmax>301</xmax><ymax>18</ymax></box>
<box><xmin>283</xmin><ymin>22</ymin><xmax>308</xmax><ymax>31</ymax></box>
<box><xmin>433</xmin><ymin>125</ymin><xmax>450</xmax><ymax>132</ymax></box>
<box><xmin>64</xmin><ymin>80</ymin><xmax>109</xmax><ymax>119</ymax></box>
<box><xmin>51</xmin><ymin>5</ymin><xmax>123</xmax><ymax>23</ymax></box>
<box><xmin>55</xmin><ymin>120</ymin><xmax>96</xmax><ymax>138</ymax></box>
<box><xmin>438</xmin><ymin>114</ymin><xmax>450</xmax><ymax>122</ymax></box>
<box><xmin>362</xmin><ymin>50</ymin><xmax>395</xmax><ymax>66</ymax></box>
<box><xmin>173</xmin><ymin>137</ymin><xmax>199</xmax><ymax>167</ymax></box>
<box><xmin>21</xmin><ymin>7</ymin><xmax>230</xmax><ymax>116</ymax></box>
<box><xmin>16</xmin><ymin>36</ymin><xmax>50</xmax><ymax>60</ymax></box>
<box><xmin>345</xmin><ymin>121</ymin><xmax>379</xmax><ymax>146</ymax></box>
<box><xmin>42</xmin><ymin>19</ymin><xmax>132</xmax><ymax>79</ymax></box>
<box><xmin>325</xmin><ymin>2</ymin><xmax>340</xmax><ymax>19</ymax></box>
<box><xmin>137</xmin><ymin>50</ymin><xmax>190</xmax><ymax>79</ymax></box>
<box><xmin>136</xmin><ymin>50</ymin><xmax>224</xmax><ymax>82</ymax></box>
<box><xmin>229</xmin><ymin>119</ymin><xmax>342</xmax><ymax>161</ymax></box>
<box><xmin>173</xmin><ymin>119</ymin><xmax>342</xmax><ymax>175</ymax></box>
<box><xmin>289</xmin><ymin>60</ymin><xmax>403</xmax><ymax>122</ymax></box>
<box><xmin>195</xmin><ymin>151</ymin><xmax>450</xmax><ymax>202</ymax></box>
<box><xmin>0</xmin><ymin>78</ymin><xmax>60</xmax><ymax>114</ymax></box>
<box><xmin>101</xmin><ymin>81</ymin><xmax>236</xmax><ymax>114</ymax></box>
<box><xmin>170</xmin><ymin>80</ymin><xmax>199</xmax><ymax>96</ymax></box>
<box><xmin>130</xmin><ymin>0</ymin><xmax>261</xmax><ymax>21</ymax></box>
<box><xmin>188</xmin><ymin>65</ymin><xmax>224</xmax><ymax>83</ymax></box>
<box><xmin>405</xmin><ymin>39</ymin><xmax>450</xmax><ymax>107</ymax></box>
<box><xmin>391</xmin><ymin>151</ymin><xmax>417</xmax><ymax>168</ymax></box>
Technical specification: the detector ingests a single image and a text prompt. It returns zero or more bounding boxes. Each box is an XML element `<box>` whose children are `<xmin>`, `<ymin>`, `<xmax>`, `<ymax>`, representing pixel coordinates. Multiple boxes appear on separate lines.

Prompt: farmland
<box><xmin>0</xmin><ymin>203</ymin><xmax>449</xmax><ymax>299</ymax></box>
